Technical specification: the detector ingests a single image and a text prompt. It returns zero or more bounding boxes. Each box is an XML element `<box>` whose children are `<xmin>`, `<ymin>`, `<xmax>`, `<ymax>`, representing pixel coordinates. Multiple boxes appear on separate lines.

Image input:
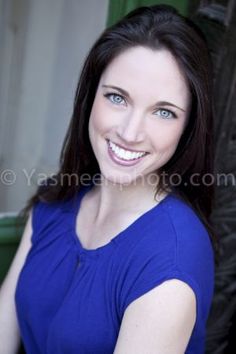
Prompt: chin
<box><xmin>100</xmin><ymin>170</ymin><xmax>140</xmax><ymax>186</ymax></box>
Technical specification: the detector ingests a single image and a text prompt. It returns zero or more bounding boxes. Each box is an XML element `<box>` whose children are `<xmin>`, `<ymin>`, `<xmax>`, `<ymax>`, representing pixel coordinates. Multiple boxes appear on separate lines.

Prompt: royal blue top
<box><xmin>15</xmin><ymin>185</ymin><xmax>215</xmax><ymax>354</ymax></box>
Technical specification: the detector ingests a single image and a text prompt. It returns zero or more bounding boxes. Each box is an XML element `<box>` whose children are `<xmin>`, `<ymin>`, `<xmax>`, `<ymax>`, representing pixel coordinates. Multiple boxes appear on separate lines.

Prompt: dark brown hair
<box><xmin>20</xmin><ymin>5</ymin><xmax>218</xmax><ymax>256</ymax></box>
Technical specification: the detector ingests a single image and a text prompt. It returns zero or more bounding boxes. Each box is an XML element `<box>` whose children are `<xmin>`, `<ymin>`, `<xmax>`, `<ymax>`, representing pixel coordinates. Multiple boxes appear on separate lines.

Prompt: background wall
<box><xmin>0</xmin><ymin>0</ymin><xmax>108</xmax><ymax>212</ymax></box>
<box><xmin>107</xmin><ymin>0</ymin><xmax>188</xmax><ymax>26</ymax></box>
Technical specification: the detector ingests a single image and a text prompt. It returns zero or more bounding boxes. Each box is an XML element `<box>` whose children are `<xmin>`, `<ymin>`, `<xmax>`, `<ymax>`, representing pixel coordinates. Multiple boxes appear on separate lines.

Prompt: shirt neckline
<box><xmin>65</xmin><ymin>184</ymin><xmax>173</xmax><ymax>258</ymax></box>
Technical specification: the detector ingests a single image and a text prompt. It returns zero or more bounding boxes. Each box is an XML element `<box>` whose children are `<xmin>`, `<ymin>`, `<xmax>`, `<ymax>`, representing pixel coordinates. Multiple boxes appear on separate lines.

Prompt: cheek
<box><xmin>89</xmin><ymin>99</ymin><xmax>109</xmax><ymax>138</ymax></box>
<box><xmin>151</xmin><ymin>125</ymin><xmax>184</xmax><ymax>153</ymax></box>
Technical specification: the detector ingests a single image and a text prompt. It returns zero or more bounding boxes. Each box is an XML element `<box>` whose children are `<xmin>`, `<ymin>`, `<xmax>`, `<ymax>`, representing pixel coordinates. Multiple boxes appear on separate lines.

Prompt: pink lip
<box><xmin>107</xmin><ymin>140</ymin><xmax>147</xmax><ymax>167</ymax></box>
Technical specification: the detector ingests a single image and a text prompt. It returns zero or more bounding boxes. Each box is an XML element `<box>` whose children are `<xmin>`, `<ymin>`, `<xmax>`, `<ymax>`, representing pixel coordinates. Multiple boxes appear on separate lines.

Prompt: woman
<box><xmin>0</xmin><ymin>4</ymin><xmax>217</xmax><ymax>354</ymax></box>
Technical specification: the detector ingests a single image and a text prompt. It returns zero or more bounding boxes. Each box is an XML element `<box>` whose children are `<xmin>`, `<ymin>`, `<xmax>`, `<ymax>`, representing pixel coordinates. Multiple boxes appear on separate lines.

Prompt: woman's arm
<box><xmin>0</xmin><ymin>211</ymin><xmax>33</xmax><ymax>354</ymax></box>
<box><xmin>113</xmin><ymin>279</ymin><xmax>196</xmax><ymax>354</ymax></box>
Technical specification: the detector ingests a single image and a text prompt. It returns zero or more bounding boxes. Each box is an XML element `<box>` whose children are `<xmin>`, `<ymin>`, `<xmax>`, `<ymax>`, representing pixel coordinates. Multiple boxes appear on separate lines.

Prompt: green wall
<box><xmin>107</xmin><ymin>0</ymin><xmax>189</xmax><ymax>27</ymax></box>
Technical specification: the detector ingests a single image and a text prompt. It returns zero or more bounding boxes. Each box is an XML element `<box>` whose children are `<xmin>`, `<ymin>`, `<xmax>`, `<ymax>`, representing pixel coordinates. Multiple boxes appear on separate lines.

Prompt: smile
<box><xmin>107</xmin><ymin>140</ymin><xmax>148</xmax><ymax>161</ymax></box>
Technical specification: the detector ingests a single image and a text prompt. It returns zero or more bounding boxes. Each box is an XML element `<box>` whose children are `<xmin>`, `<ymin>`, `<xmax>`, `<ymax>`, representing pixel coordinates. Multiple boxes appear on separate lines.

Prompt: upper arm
<box><xmin>0</xmin><ymin>210</ymin><xmax>33</xmax><ymax>351</ymax></box>
<box><xmin>1</xmin><ymin>210</ymin><xmax>33</xmax><ymax>291</ymax></box>
<box><xmin>114</xmin><ymin>279</ymin><xmax>196</xmax><ymax>354</ymax></box>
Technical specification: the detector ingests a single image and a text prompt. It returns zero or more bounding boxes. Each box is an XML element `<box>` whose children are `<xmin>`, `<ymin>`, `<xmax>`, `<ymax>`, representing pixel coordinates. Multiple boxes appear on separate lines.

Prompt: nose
<box><xmin>116</xmin><ymin>110</ymin><xmax>145</xmax><ymax>144</ymax></box>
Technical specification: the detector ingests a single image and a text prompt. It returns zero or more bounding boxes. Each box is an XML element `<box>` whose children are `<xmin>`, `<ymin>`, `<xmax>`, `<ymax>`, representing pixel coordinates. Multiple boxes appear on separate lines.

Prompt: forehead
<box><xmin>100</xmin><ymin>46</ymin><xmax>189</xmax><ymax>105</ymax></box>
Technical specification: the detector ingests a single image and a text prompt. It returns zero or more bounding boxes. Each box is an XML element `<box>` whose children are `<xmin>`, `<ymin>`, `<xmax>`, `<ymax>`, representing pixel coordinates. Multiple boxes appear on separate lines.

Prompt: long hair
<box><xmin>20</xmin><ymin>5</ymin><xmax>218</xmax><ymax>256</ymax></box>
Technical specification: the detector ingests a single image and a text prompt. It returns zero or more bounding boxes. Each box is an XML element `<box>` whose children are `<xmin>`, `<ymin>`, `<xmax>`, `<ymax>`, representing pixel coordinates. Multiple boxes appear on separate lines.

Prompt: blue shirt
<box><xmin>15</xmin><ymin>185</ymin><xmax>214</xmax><ymax>353</ymax></box>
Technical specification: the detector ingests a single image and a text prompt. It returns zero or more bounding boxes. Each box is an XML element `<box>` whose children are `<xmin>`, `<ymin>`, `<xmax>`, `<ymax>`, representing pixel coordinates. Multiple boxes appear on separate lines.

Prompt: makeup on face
<box><xmin>88</xmin><ymin>46</ymin><xmax>190</xmax><ymax>185</ymax></box>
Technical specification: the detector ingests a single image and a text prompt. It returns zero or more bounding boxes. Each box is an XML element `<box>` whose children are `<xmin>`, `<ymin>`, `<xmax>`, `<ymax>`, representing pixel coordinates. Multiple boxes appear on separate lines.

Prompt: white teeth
<box><xmin>108</xmin><ymin>140</ymin><xmax>146</xmax><ymax>161</ymax></box>
<box><xmin>126</xmin><ymin>151</ymin><xmax>131</xmax><ymax>159</ymax></box>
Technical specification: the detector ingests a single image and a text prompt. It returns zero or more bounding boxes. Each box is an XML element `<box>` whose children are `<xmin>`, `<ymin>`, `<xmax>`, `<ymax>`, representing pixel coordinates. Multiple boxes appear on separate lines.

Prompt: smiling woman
<box><xmin>0</xmin><ymin>4</ymin><xmax>216</xmax><ymax>354</ymax></box>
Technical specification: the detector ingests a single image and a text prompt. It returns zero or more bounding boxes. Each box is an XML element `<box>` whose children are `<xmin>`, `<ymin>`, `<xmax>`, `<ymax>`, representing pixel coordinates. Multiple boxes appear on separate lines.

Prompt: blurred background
<box><xmin>0</xmin><ymin>0</ymin><xmax>235</xmax><ymax>353</ymax></box>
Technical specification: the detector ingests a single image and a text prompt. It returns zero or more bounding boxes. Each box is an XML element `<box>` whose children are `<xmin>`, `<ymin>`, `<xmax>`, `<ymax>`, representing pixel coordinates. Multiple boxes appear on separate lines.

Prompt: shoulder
<box><xmin>150</xmin><ymin>194</ymin><xmax>215</xmax><ymax>296</ymax></box>
<box><xmin>31</xmin><ymin>192</ymin><xmax>78</xmax><ymax>243</ymax></box>
<box><xmin>32</xmin><ymin>199</ymin><xmax>62</xmax><ymax>231</ymax></box>
<box><xmin>125</xmin><ymin>193</ymin><xmax>214</xmax><ymax>268</ymax></box>
<box><xmin>117</xmin><ymin>193</ymin><xmax>215</xmax><ymax>320</ymax></box>
<box><xmin>162</xmin><ymin>194</ymin><xmax>215</xmax><ymax>294</ymax></box>
<box><xmin>160</xmin><ymin>194</ymin><xmax>215</xmax><ymax>276</ymax></box>
<box><xmin>162</xmin><ymin>193</ymin><xmax>209</xmax><ymax>236</ymax></box>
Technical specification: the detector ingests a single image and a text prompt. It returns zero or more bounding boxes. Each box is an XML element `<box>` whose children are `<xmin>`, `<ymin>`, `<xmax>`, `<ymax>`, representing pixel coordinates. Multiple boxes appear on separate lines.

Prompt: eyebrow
<box><xmin>102</xmin><ymin>84</ymin><xmax>186</xmax><ymax>113</ymax></box>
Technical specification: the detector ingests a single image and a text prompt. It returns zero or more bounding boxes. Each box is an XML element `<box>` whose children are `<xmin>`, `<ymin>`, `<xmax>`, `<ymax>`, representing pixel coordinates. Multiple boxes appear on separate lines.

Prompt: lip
<box><xmin>107</xmin><ymin>139</ymin><xmax>148</xmax><ymax>167</ymax></box>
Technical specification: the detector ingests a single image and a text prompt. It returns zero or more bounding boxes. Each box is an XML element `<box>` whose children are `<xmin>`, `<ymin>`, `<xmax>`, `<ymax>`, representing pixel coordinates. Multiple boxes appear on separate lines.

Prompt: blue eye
<box><xmin>104</xmin><ymin>93</ymin><xmax>125</xmax><ymax>105</ymax></box>
<box><xmin>155</xmin><ymin>109</ymin><xmax>176</xmax><ymax>119</ymax></box>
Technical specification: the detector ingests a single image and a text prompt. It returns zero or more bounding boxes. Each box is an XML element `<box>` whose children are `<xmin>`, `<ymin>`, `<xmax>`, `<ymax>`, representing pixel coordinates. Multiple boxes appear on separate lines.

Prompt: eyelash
<box><xmin>103</xmin><ymin>93</ymin><xmax>126</xmax><ymax>105</ymax></box>
<box><xmin>154</xmin><ymin>109</ymin><xmax>177</xmax><ymax>119</ymax></box>
<box><xmin>103</xmin><ymin>92</ymin><xmax>177</xmax><ymax>119</ymax></box>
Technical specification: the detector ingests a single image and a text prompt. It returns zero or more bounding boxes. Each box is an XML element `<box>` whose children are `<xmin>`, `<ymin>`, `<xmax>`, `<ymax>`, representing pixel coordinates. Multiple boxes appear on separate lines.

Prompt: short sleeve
<box><xmin>121</xmin><ymin>258</ymin><xmax>201</xmax><ymax>316</ymax></box>
<box><xmin>117</xmin><ymin>199</ymin><xmax>215</xmax><ymax>327</ymax></box>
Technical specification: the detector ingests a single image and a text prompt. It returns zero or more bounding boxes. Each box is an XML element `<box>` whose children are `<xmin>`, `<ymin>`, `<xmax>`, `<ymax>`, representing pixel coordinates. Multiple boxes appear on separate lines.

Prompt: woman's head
<box><xmin>88</xmin><ymin>46</ymin><xmax>190</xmax><ymax>186</ymax></box>
<box><xmin>63</xmin><ymin>4</ymin><xmax>213</xmax><ymax>200</ymax></box>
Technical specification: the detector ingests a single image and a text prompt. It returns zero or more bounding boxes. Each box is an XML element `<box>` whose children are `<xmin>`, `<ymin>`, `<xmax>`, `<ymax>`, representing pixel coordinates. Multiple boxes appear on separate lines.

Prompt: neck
<box><xmin>89</xmin><ymin>175</ymin><xmax>168</xmax><ymax>223</ymax></box>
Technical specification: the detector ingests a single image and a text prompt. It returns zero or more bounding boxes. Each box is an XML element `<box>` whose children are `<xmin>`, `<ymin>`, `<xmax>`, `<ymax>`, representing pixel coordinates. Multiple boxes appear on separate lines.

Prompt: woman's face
<box><xmin>89</xmin><ymin>46</ymin><xmax>190</xmax><ymax>185</ymax></box>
